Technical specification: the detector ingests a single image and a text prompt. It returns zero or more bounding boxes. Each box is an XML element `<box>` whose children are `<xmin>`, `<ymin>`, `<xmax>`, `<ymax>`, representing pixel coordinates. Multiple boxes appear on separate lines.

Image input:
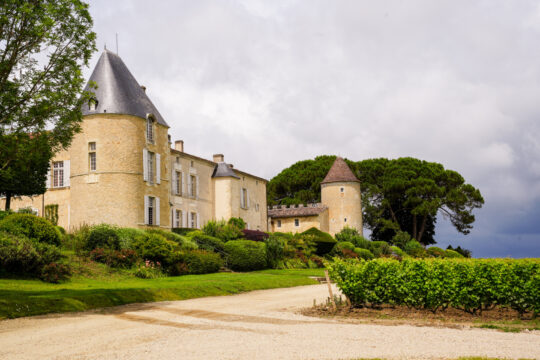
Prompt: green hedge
<box><xmin>188</xmin><ymin>231</ymin><xmax>225</xmax><ymax>253</ymax></box>
<box><xmin>224</xmin><ymin>240</ymin><xmax>267</xmax><ymax>271</ymax></box>
<box><xmin>301</xmin><ymin>227</ymin><xmax>336</xmax><ymax>255</ymax></box>
<box><xmin>171</xmin><ymin>250</ymin><xmax>223</xmax><ymax>275</ymax></box>
<box><xmin>0</xmin><ymin>213</ymin><xmax>61</xmax><ymax>246</ymax></box>
<box><xmin>329</xmin><ymin>258</ymin><xmax>540</xmax><ymax>316</ymax></box>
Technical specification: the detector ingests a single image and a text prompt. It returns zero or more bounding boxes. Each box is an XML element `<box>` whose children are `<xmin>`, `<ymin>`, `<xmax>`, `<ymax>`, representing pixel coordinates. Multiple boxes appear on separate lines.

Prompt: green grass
<box><xmin>0</xmin><ymin>269</ymin><xmax>323</xmax><ymax>320</ymax></box>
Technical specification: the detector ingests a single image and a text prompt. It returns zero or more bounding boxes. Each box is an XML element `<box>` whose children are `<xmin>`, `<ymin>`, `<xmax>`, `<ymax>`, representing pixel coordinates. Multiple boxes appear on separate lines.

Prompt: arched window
<box><xmin>88</xmin><ymin>98</ymin><xmax>98</xmax><ymax>111</ymax></box>
<box><xmin>146</xmin><ymin>114</ymin><xmax>155</xmax><ymax>143</ymax></box>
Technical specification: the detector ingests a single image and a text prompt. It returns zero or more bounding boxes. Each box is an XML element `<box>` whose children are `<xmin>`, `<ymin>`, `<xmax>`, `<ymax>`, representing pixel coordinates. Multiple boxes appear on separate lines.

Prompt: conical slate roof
<box><xmin>212</xmin><ymin>162</ymin><xmax>240</xmax><ymax>179</ymax></box>
<box><xmin>320</xmin><ymin>157</ymin><xmax>360</xmax><ymax>184</ymax></box>
<box><xmin>82</xmin><ymin>50</ymin><xmax>168</xmax><ymax>127</ymax></box>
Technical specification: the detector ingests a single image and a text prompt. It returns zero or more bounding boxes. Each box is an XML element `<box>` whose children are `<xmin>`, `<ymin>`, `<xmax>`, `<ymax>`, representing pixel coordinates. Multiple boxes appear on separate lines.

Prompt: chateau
<box><xmin>268</xmin><ymin>157</ymin><xmax>363</xmax><ymax>236</ymax></box>
<box><xmin>1</xmin><ymin>51</ymin><xmax>363</xmax><ymax>236</ymax></box>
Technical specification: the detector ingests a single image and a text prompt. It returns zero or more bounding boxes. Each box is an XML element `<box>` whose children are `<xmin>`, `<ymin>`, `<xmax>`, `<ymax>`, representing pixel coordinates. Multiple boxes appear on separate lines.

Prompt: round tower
<box><xmin>69</xmin><ymin>50</ymin><xmax>170</xmax><ymax>229</ymax></box>
<box><xmin>320</xmin><ymin>157</ymin><xmax>363</xmax><ymax>236</ymax></box>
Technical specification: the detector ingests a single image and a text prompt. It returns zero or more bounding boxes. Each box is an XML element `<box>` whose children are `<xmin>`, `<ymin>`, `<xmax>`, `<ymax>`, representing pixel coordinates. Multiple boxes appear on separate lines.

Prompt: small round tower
<box><xmin>320</xmin><ymin>157</ymin><xmax>363</xmax><ymax>236</ymax></box>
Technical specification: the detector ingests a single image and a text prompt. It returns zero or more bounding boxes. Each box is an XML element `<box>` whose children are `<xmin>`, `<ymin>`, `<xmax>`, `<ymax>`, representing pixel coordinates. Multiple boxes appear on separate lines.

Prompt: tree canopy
<box><xmin>0</xmin><ymin>0</ymin><xmax>96</xmax><ymax>169</ymax></box>
<box><xmin>267</xmin><ymin>156</ymin><xmax>484</xmax><ymax>245</ymax></box>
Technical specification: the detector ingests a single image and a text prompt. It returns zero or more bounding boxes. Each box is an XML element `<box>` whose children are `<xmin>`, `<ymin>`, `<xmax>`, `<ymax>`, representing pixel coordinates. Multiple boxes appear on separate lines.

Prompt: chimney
<box><xmin>175</xmin><ymin>140</ymin><xmax>184</xmax><ymax>152</ymax></box>
<box><xmin>213</xmin><ymin>154</ymin><xmax>224</xmax><ymax>163</ymax></box>
<box><xmin>141</xmin><ymin>85</ymin><xmax>146</xmax><ymax>93</ymax></box>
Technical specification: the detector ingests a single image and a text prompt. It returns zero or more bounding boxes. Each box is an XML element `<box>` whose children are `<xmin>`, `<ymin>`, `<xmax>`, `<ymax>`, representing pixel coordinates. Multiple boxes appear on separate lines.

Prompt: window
<box><xmin>190</xmin><ymin>212</ymin><xmax>197</xmax><ymax>228</ymax></box>
<box><xmin>147</xmin><ymin>151</ymin><xmax>154</xmax><ymax>184</ymax></box>
<box><xmin>344</xmin><ymin>218</ymin><xmax>347</xmax><ymax>223</ymax></box>
<box><xmin>148</xmin><ymin>197</ymin><xmax>155</xmax><ymax>225</ymax></box>
<box><xmin>89</xmin><ymin>142</ymin><xmax>96</xmax><ymax>171</ymax></box>
<box><xmin>340</xmin><ymin>187</ymin><xmax>344</xmax><ymax>193</ymax></box>
<box><xmin>175</xmin><ymin>171</ymin><xmax>182</xmax><ymax>195</ymax></box>
<box><xmin>255</xmin><ymin>203</ymin><xmax>259</xmax><ymax>212</ymax></box>
<box><xmin>146</xmin><ymin>116</ymin><xmax>154</xmax><ymax>143</ymax></box>
<box><xmin>190</xmin><ymin>160</ymin><xmax>194</xmax><ymax>167</ymax></box>
<box><xmin>175</xmin><ymin>209</ymin><xmax>182</xmax><ymax>228</ymax></box>
<box><xmin>189</xmin><ymin>174</ymin><xmax>196</xmax><ymax>197</ymax></box>
<box><xmin>294</xmin><ymin>219</ymin><xmax>299</xmax><ymax>227</ymax></box>
<box><xmin>88</xmin><ymin>98</ymin><xmax>98</xmax><ymax>111</ymax></box>
<box><xmin>241</xmin><ymin>188</ymin><xmax>248</xmax><ymax>209</ymax></box>
<box><xmin>277</xmin><ymin>220</ymin><xmax>281</xmax><ymax>228</ymax></box>
<box><xmin>53</xmin><ymin>161</ymin><xmax>64</xmax><ymax>188</ymax></box>
<box><xmin>176</xmin><ymin>156</ymin><xmax>180</xmax><ymax>164</ymax></box>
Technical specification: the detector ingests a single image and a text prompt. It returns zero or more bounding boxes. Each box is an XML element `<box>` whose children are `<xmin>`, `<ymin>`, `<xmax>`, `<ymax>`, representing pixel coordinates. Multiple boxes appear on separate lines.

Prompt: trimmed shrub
<box><xmin>40</xmin><ymin>263</ymin><xmax>71</xmax><ymax>283</ymax></box>
<box><xmin>224</xmin><ymin>240</ymin><xmax>267</xmax><ymax>271</ymax></box>
<box><xmin>404</xmin><ymin>240</ymin><xmax>425</xmax><ymax>258</ymax></box>
<box><xmin>427</xmin><ymin>246</ymin><xmax>446</xmax><ymax>258</ymax></box>
<box><xmin>0</xmin><ymin>213</ymin><xmax>60</xmax><ymax>246</ymax></box>
<box><xmin>202</xmin><ymin>220</ymin><xmax>244</xmax><ymax>242</ymax></box>
<box><xmin>116</xmin><ymin>227</ymin><xmax>146</xmax><ymax>249</ymax></box>
<box><xmin>85</xmin><ymin>224</ymin><xmax>121</xmax><ymax>250</ymax></box>
<box><xmin>390</xmin><ymin>246</ymin><xmax>406</xmax><ymax>258</ymax></box>
<box><xmin>188</xmin><ymin>231</ymin><xmax>225</xmax><ymax>253</ymax></box>
<box><xmin>302</xmin><ymin>227</ymin><xmax>336</xmax><ymax>255</ymax></box>
<box><xmin>131</xmin><ymin>233</ymin><xmax>175</xmax><ymax>265</ymax></box>
<box><xmin>171</xmin><ymin>227</ymin><xmax>193</xmax><ymax>236</ymax></box>
<box><xmin>171</xmin><ymin>250</ymin><xmax>223</xmax><ymax>275</ymax></box>
<box><xmin>354</xmin><ymin>248</ymin><xmax>374</xmax><ymax>260</ymax></box>
<box><xmin>0</xmin><ymin>210</ymin><xmax>13</xmax><ymax>221</ymax></box>
<box><xmin>444</xmin><ymin>249</ymin><xmax>464</xmax><ymax>258</ymax></box>
<box><xmin>228</xmin><ymin>217</ymin><xmax>246</xmax><ymax>229</ymax></box>
<box><xmin>265</xmin><ymin>234</ymin><xmax>286</xmax><ymax>268</ymax></box>
<box><xmin>337</xmin><ymin>241</ymin><xmax>355</xmax><ymax>251</ymax></box>
<box><xmin>370</xmin><ymin>241</ymin><xmax>393</xmax><ymax>257</ymax></box>
<box><xmin>147</xmin><ymin>228</ymin><xmax>198</xmax><ymax>250</ymax></box>
<box><xmin>242</xmin><ymin>229</ymin><xmax>269</xmax><ymax>242</ymax></box>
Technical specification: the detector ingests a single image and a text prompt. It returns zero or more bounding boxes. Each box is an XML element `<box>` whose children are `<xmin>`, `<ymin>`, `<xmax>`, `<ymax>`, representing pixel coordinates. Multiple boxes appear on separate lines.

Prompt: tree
<box><xmin>0</xmin><ymin>132</ymin><xmax>52</xmax><ymax>210</ymax></box>
<box><xmin>356</xmin><ymin>157</ymin><xmax>484</xmax><ymax>245</ymax></box>
<box><xmin>0</xmin><ymin>0</ymin><xmax>97</xmax><ymax>172</ymax></box>
<box><xmin>267</xmin><ymin>155</ymin><xmax>336</xmax><ymax>205</ymax></box>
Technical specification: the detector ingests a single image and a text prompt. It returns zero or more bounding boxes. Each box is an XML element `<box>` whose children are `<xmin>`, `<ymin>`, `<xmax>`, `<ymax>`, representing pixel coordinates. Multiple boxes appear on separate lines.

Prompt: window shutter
<box><xmin>188</xmin><ymin>175</ymin><xmax>192</xmax><ymax>196</ymax></box>
<box><xmin>46</xmin><ymin>169</ymin><xmax>51</xmax><ymax>189</ymax></box>
<box><xmin>182</xmin><ymin>172</ymin><xmax>185</xmax><ymax>195</ymax></box>
<box><xmin>196</xmin><ymin>213</ymin><xmax>200</xmax><ymax>229</ymax></box>
<box><xmin>155</xmin><ymin>197</ymin><xmax>160</xmax><ymax>226</ymax></box>
<box><xmin>171</xmin><ymin>170</ymin><xmax>176</xmax><ymax>193</ymax></box>
<box><xmin>171</xmin><ymin>208</ymin><xmax>175</xmax><ymax>228</ymax></box>
<box><xmin>156</xmin><ymin>154</ymin><xmax>161</xmax><ymax>184</ymax></box>
<box><xmin>143</xmin><ymin>149</ymin><xmax>148</xmax><ymax>182</ymax></box>
<box><xmin>246</xmin><ymin>189</ymin><xmax>249</xmax><ymax>209</ymax></box>
<box><xmin>182</xmin><ymin>211</ymin><xmax>187</xmax><ymax>228</ymax></box>
<box><xmin>64</xmin><ymin>160</ymin><xmax>70</xmax><ymax>187</ymax></box>
<box><xmin>196</xmin><ymin>176</ymin><xmax>200</xmax><ymax>199</ymax></box>
<box><xmin>240</xmin><ymin>188</ymin><xmax>244</xmax><ymax>208</ymax></box>
<box><xmin>144</xmin><ymin>196</ymin><xmax>149</xmax><ymax>224</ymax></box>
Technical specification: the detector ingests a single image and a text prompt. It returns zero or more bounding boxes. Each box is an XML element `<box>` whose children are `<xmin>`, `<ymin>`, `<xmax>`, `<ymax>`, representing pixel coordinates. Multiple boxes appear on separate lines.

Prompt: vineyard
<box><xmin>328</xmin><ymin>258</ymin><xmax>540</xmax><ymax>317</ymax></box>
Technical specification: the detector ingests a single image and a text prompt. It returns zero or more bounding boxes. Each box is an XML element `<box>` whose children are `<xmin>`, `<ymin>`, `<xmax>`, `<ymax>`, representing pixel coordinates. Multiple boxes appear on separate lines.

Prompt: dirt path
<box><xmin>0</xmin><ymin>284</ymin><xmax>539</xmax><ymax>360</ymax></box>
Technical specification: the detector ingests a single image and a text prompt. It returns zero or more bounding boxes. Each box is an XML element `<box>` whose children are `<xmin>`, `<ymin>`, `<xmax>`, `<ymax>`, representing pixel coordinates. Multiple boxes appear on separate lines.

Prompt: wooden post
<box><xmin>325</xmin><ymin>269</ymin><xmax>337</xmax><ymax>311</ymax></box>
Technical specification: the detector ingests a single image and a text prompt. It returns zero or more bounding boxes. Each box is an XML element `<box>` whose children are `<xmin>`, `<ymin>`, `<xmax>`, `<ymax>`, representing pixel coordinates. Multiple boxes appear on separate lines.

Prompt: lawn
<box><xmin>0</xmin><ymin>268</ymin><xmax>324</xmax><ymax>320</ymax></box>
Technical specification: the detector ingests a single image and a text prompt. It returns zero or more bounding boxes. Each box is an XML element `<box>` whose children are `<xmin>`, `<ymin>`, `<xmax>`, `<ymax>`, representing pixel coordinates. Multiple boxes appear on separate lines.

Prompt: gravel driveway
<box><xmin>0</xmin><ymin>284</ymin><xmax>538</xmax><ymax>360</ymax></box>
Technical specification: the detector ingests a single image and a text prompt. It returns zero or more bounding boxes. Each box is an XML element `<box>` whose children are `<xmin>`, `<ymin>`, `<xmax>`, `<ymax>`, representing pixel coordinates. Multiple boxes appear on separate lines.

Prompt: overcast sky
<box><xmin>87</xmin><ymin>0</ymin><xmax>540</xmax><ymax>258</ymax></box>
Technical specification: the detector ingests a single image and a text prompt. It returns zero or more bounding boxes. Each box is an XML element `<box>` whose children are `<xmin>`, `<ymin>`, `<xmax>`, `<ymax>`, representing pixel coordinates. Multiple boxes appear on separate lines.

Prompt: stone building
<box><xmin>267</xmin><ymin>157</ymin><xmax>363</xmax><ymax>236</ymax></box>
<box><xmin>0</xmin><ymin>50</ymin><xmax>268</xmax><ymax>231</ymax></box>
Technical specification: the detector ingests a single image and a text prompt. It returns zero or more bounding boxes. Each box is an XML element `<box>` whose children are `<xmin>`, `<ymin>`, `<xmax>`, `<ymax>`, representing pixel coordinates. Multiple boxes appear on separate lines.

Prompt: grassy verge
<box><xmin>0</xmin><ymin>268</ymin><xmax>324</xmax><ymax>320</ymax></box>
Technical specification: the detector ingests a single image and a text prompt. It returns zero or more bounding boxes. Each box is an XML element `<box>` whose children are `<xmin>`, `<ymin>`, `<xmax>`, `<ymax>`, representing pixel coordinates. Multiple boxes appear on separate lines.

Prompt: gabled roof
<box><xmin>211</xmin><ymin>162</ymin><xmax>240</xmax><ymax>179</ymax></box>
<box><xmin>268</xmin><ymin>204</ymin><xmax>328</xmax><ymax>218</ymax></box>
<box><xmin>82</xmin><ymin>50</ymin><xmax>168</xmax><ymax>127</ymax></box>
<box><xmin>320</xmin><ymin>157</ymin><xmax>360</xmax><ymax>184</ymax></box>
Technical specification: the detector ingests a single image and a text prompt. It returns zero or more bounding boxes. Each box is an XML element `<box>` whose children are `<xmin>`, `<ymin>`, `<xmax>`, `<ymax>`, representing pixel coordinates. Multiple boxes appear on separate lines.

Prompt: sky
<box><xmin>86</xmin><ymin>0</ymin><xmax>540</xmax><ymax>258</ymax></box>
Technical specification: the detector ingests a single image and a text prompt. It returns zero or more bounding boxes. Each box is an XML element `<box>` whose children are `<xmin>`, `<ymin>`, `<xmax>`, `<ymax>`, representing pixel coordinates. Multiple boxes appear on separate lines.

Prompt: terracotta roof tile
<box><xmin>268</xmin><ymin>203</ymin><xmax>328</xmax><ymax>218</ymax></box>
<box><xmin>320</xmin><ymin>157</ymin><xmax>359</xmax><ymax>184</ymax></box>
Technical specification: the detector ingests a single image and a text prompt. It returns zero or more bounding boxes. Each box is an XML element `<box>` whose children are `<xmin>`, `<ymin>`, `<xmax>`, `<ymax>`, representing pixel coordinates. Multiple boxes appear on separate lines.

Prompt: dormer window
<box><xmin>146</xmin><ymin>115</ymin><xmax>155</xmax><ymax>143</ymax></box>
<box><xmin>88</xmin><ymin>98</ymin><xmax>98</xmax><ymax>111</ymax></box>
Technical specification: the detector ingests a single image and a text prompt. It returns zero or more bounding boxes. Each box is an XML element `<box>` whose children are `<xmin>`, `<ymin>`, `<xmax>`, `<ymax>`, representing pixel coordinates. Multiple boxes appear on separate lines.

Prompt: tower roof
<box><xmin>320</xmin><ymin>157</ymin><xmax>360</xmax><ymax>184</ymax></box>
<box><xmin>82</xmin><ymin>50</ymin><xmax>168</xmax><ymax>127</ymax></box>
<box><xmin>212</xmin><ymin>162</ymin><xmax>240</xmax><ymax>179</ymax></box>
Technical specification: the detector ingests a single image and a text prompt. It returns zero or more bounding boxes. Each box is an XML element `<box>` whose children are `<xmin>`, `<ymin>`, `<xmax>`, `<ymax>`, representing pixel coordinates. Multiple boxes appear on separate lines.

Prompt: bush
<box><xmin>89</xmin><ymin>248</ymin><xmax>138</xmax><ymax>268</ymax></box>
<box><xmin>131</xmin><ymin>233</ymin><xmax>175</xmax><ymax>266</ymax></box>
<box><xmin>242</xmin><ymin>229</ymin><xmax>269</xmax><ymax>242</ymax></box>
<box><xmin>85</xmin><ymin>224</ymin><xmax>121</xmax><ymax>250</ymax></box>
<box><xmin>370</xmin><ymin>241</ymin><xmax>392</xmax><ymax>257</ymax></box>
<box><xmin>337</xmin><ymin>241</ymin><xmax>355</xmax><ymax>251</ymax></box>
<box><xmin>427</xmin><ymin>246</ymin><xmax>446</xmax><ymax>258</ymax></box>
<box><xmin>0</xmin><ymin>231</ymin><xmax>65</xmax><ymax>279</ymax></box>
<box><xmin>224</xmin><ymin>240</ymin><xmax>267</xmax><ymax>271</ymax></box>
<box><xmin>0</xmin><ymin>213</ymin><xmax>60</xmax><ymax>246</ymax></box>
<box><xmin>0</xmin><ymin>210</ymin><xmax>13</xmax><ymax>221</ymax></box>
<box><xmin>390</xmin><ymin>246</ymin><xmax>406</xmax><ymax>258</ymax></box>
<box><xmin>335</xmin><ymin>227</ymin><xmax>371</xmax><ymax>250</ymax></box>
<box><xmin>392</xmin><ymin>231</ymin><xmax>412</xmax><ymax>248</ymax></box>
<box><xmin>40</xmin><ymin>263</ymin><xmax>71</xmax><ymax>283</ymax></box>
<box><xmin>116</xmin><ymin>227</ymin><xmax>146</xmax><ymax>249</ymax></box>
<box><xmin>302</xmin><ymin>227</ymin><xmax>336</xmax><ymax>255</ymax></box>
<box><xmin>171</xmin><ymin>250</ymin><xmax>223</xmax><ymax>275</ymax></box>
<box><xmin>188</xmin><ymin>231</ymin><xmax>225</xmax><ymax>253</ymax></box>
<box><xmin>146</xmin><ymin>228</ymin><xmax>198</xmax><ymax>250</ymax></box>
<box><xmin>354</xmin><ymin>248</ymin><xmax>374</xmax><ymax>260</ymax></box>
<box><xmin>202</xmin><ymin>219</ymin><xmax>244</xmax><ymax>242</ymax></box>
<box><xmin>133</xmin><ymin>263</ymin><xmax>165</xmax><ymax>279</ymax></box>
<box><xmin>447</xmin><ymin>245</ymin><xmax>472</xmax><ymax>258</ymax></box>
<box><xmin>404</xmin><ymin>240</ymin><xmax>425</xmax><ymax>258</ymax></box>
<box><xmin>444</xmin><ymin>249</ymin><xmax>464</xmax><ymax>258</ymax></box>
<box><xmin>310</xmin><ymin>255</ymin><xmax>325</xmax><ymax>268</ymax></box>
<box><xmin>171</xmin><ymin>227</ymin><xmax>193</xmax><ymax>236</ymax></box>
<box><xmin>265</xmin><ymin>234</ymin><xmax>286</xmax><ymax>268</ymax></box>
